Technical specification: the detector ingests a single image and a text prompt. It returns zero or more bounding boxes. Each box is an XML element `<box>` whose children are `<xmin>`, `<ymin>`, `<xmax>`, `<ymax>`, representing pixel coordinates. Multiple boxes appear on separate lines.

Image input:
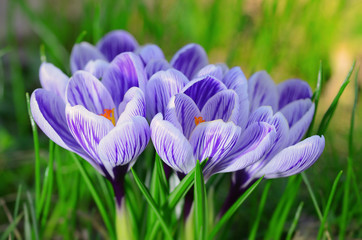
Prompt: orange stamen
<box><xmin>100</xmin><ymin>108</ymin><xmax>116</xmax><ymax>126</ymax></box>
<box><xmin>194</xmin><ymin>116</ymin><xmax>205</xmax><ymax>126</ymax></box>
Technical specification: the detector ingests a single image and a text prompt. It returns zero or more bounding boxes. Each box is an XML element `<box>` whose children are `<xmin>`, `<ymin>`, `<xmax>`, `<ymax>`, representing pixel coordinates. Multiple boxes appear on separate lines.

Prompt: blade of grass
<box><xmin>194</xmin><ymin>160</ymin><xmax>207</xmax><ymax>240</ymax></box>
<box><xmin>13</xmin><ymin>184</ymin><xmax>22</xmax><ymax>218</ymax></box>
<box><xmin>24</xmin><ymin>204</ymin><xmax>31</xmax><ymax>240</ymax></box>
<box><xmin>317</xmin><ymin>171</ymin><xmax>343</xmax><ymax>240</ymax></box>
<box><xmin>0</xmin><ymin>213</ymin><xmax>23</xmax><ymax>240</ymax></box>
<box><xmin>286</xmin><ymin>202</ymin><xmax>304</xmax><ymax>240</ymax></box>
<box><xmin>302</xmin><ymin>172</ymin><xmax>323</xmax><ymax>221</ymax></box>
<box><xmin>41</xmin><ymin>141</ymin><xmax>55</xmax><ymax>227</ymax></box>
<box><xmin>208</xmin><ymin>176</ymin><xmax>264</xmax><ymax>240</ymax></box>
<box><xmin>317</xmin><ymin>61</ymin><xmax>355</xmax><ymax>135</ymax></box>
<box><xmin>27</xmin><ymin>191</ymin><xmax>39</xmax><ymax>240</ymax></box>
<box><xmin>249</xmin><ymin>181</ymin><xmax>271</xmax><ymax>240</ymax></box>
<box><xmin>26</xmin><ymin>93</ymin><xmax>41</xmax><ymax>219</ymax></box>
<box><xmin>71</xmin><ymin>153</ymin><xmax>116</xmax><ymax>240</ymax></box>
<box><xmin>131</xmin><ymin>168</ymin><xmax>173</xmax><ymax>240</ymax></box>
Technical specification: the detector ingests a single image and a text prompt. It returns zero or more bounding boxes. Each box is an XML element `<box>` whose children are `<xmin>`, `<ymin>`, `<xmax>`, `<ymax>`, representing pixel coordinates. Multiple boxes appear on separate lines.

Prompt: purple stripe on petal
<box><xmin>66</xmin><ymin>71</ymin><xmax>115</xmax><ymax>115</ymax></box>
<box><xmin>96</xmin><ymin>30</ymin><xmax>138</xmax><ymax>62</ymax></box>
<box><xmin>102</xmin><ymin>52</ymin><xmax>147</xmax><ymax>107</ymax></box>
<box><xmin>183</xmin><ymin>75</ymin><xmax>227</xmax><ymax>110</ymax></box>
<box><xmin>172</xmin><ymin>93</ymin><xmax>201</xmax><ymax>139</ymax></box>
<box><xmin>217</xmin><ymin>122</ymin><xmax>276</xmax><ymax>173</ymax></box>
<box><xmin>195</xmin><ymin>64</ymin><xmax>224</xmax><ymax>80</ymax></box>
<box><xmin>146</xmin><ymin>69</ymin><xmax>188</xmax><ymax>119</ymax></box>
<box><xmin>117</xmin><ymin>87</ymin><xmax>146</xmax><ymax>123</ymax></box>
<box><xmin>136</xmin><ymin>44</ymin><xmax>165</xmax><ymax>66</ymax></box>
<box><xmin>248</xmin><ymin>71</ymin><xmax>278</xmax><ymax>113</ymax></box>
<box><xmin>201</xmin><ymin>90</ymin><xmax>239</xmax><ymax>123</ymax></box>
<box><xmin>98</xmin><ymin>116</ymin><xmax>150</xmax><ymax>179</ymax></box>
<box><xmin>66</xmin><ymin>104</ymin><xmax>114</xmax><ymax>165</ymax></box>
<box><xmin>280</xmin><ymin>99</ymin><xmax>313</xmax><ymax>127</ymax></box>
<box><xmin>39</xmin><ymin>62</ymin><xmax>69</xmax><ymax>101</ymax></box>
<box><xmin>70</xmin><ymin>42</ymin><xmax>106</xmax><ymax>73</ymax></box>
<box><xmin>145</xmin><ymin>59</ymin><xmax>171</xmax><ymax>79</ymax></box>
<box><xmin>255</xmin><ymin>135</ymin><xmax>325</xmax><ymax>178</ymax></box>
<box><xmin>222</xmin><ymin>66</ymin><xmax>247</xmax><ymax>90</ymax></box>
<box><xmin>247</xmin><ymin>106</ymin><xmax>273</xmax><ymax>127</ymax></box>
<box><xmin>188</xmin><ymin>120</ymin><xmax>241</xmax><ymax>178</ymax></box>
<box><xmin>277</xmin><ymin>79</ymin><xmax>312</xmax><ymax>110</ymax></box>
<box><xmin>151</xmin><ymin>113</ymin><xmax>195</xmax><ymax>174</ymax></box>
<box><xmin>84</xmin><ymin>59</ymin><xmax>110</xmax><ymax>79</ymax></box>
<box><xmin>170</xmin><ymin>43</ymin><xmax>208</xmax><ymax>79</ymax></box>
<box><xmin>30</xmin><ymin>89</ymin><xmax>98</xmax><ymax>170</ymax></box>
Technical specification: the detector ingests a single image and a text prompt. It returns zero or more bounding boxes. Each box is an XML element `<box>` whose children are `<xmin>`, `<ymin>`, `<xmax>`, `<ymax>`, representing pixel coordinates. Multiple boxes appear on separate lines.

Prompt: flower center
<box><xmin>194</xmin><ymin>116</ymin><xmax>205</xmax><ymax>126</ymax></box>
<box><xmin>100</xmin><ymin>108</ymin><xmax>116</xmax><ymax>126</ymax></box>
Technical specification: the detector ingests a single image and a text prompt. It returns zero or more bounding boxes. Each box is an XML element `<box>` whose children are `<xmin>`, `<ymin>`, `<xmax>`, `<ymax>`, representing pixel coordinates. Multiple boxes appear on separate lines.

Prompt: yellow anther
<box><xmin>100</xmin><ymin>108</ymin><xmax>116</xmax><ymax>126</ymax></box>
<box><xmin>194</xmin><ymin>116</ymin><xmax>205</xmax><ymax>126</ymax></box>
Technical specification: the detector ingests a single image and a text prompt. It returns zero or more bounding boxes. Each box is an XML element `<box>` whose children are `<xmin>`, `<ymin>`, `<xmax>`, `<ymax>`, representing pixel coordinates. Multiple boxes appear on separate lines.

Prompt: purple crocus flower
<box><xmin>219</xmin><ymin>71</ymin><xmax>325</xmax><ymax>216</ymax></box>
<box><xmin>31</xmin><ymin>53</ymin><xmax>150</xmax><ymax>207</ymax></box>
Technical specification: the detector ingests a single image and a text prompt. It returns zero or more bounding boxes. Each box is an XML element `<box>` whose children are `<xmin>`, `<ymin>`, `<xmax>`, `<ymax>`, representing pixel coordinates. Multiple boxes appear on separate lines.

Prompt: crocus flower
<box><xmin>219</xmin><ymin>71</ymin><xmax>325</xmax><ymax>216</ymax></box>
<box><xmin>31</xmin><ymin>55</ymin><xmax>150</xmax><ymax>207</ymax></box>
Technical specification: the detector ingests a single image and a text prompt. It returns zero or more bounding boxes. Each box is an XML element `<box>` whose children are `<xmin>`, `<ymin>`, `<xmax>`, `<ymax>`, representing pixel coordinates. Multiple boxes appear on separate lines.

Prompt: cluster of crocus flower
<box><xmin>30</xmin><ymin>29</ymin><xmax>325</xmax><ymax>228</ymax></box>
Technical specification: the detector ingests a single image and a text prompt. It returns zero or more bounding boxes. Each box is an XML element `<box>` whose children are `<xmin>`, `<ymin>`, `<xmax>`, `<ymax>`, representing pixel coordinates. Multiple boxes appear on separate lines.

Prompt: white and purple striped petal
<box><xmin>96</xmin><ymin>30</ymin><xmax>138</xmax><ymax>62</ymax></box>
<box><xmin>145</xmin><ymin>59</ymin><xmax>171</xmax><ymax>79</ymax></box>
<box><xmin>70</xmin><ymin>42</ymin><xmax>106</xmax><ymax>73</ymax></box>
<box><xmin>39</xmin><ymin>62</ymin><xmax>69</xmax><ymax>101</ymax></box>
<box><xmin>136</xmin><ymin>44</ymin><xmax>165</xmax><ymax>66</ymax></box>
<box><xmin>182</xmin><ymin>75</ymin><xmax>227</xmax><ymax>110</ymax></box>
<box><xmin>99</xmin><ymin>116</ymin><xmax>150</xmax><ymax>179</ymax></box>
<box><xmin>102</xmin><ymin>52</ymin><xmax>147</xmax><ymax>107</ymax></box>
<box><xmin>146</xmin><ymin>69</ymin><xmax>188</xmax><ymax>119</ymax></box>
<box><xmin>117</xmin><ymin>87</ymin><xmax>146</xmax><ymax>123</ymax></box>
<box><xmin>84</xmin><ymin>59</ymin><xmax>110</xmax><ymax>79</ymax></box>
<box><xmin>170</xmin><ymin>43</ymin><xmax>208</xmax><ymax>79</ymax></box>
<box><xmin>255</xmin><ymin>135</ymin><xmax>325</xmax><ymax>178</ymax></box>
<box><xmin>248</xmin><ymin>71</ymin><xmax>278</xmax><ymax>113</ymax></box>
<box><xmin>201</xmin><ymin>90</ymin><xmax>239</xmax><ymax>124</ymax></box>
<box><xmin>196</xmin><ymin>64</ymin><xmax>225</xmax><ymax>80</ymax></box>
<box><xmin>277</xmin><ymin>79</ymin><xmax>312</xmax><ymax>110</ymax></box>
<box><xmin>66</xmin><ymin>71</ymin><xmax>115</xmax><ymax>115</ymax></box>
<box><xmin>151</xmin><ymin>113</ymin><xmax>195</xmax><ymax>174</ymax></box>
<box><xmin>66</xmin><ymin>104</ymin><xmax>114</xmax><ymax>165</ymax></box>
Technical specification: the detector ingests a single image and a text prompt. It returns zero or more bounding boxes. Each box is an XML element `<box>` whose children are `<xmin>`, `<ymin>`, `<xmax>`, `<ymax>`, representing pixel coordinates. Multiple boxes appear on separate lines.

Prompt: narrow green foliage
<box><xmin>26</xmin><ymin>191</ymin><xmax>39</xmax><ymax>240</ymax></box>
<box><xmin>75</xmin><ymin>31</ymin><xmax>88</xmax><ymax>44</ymax></box>
<box><xmin>13</xmin><ymin>185</ymin><xmax>22</xmax><ymax>218</ymax></box>
<box><xmin>0</xmin><ymin>213</ymin><xmax>23</xmax><ymax>240</ymax></box>
<box><xmin>286</xmin><ymin>202</ymin><xmax>304</xmax><ymax>240</ymax></box>
<box><xmin>208</xmin><ymin>176</ymin><xmax>264</xmax><ymax>240</ymax></box>
<box><xmin>23</xmin><ymin>204</ymin><xmax>32</xmax><ymax>240</ymax></box>
<box><xmin>131</xmin><ymin>168</ymin><xmax>173</xmax><ymax>240</ymax></box>
<box><xmin>302</xmin><ymin>172</ymin><xmax>323</xmax><ymax>221</ymax></box>
<box><xmin>155</xmin><ymin>154</ymin><xmax>169</xmax><ymax>205</ymax></box>
<box><xmin>92</xmin><ymin>2</ymin><xmax>102</xmax><ymax>42</ymax></box>
<box><xmin>317</xmin><ymin>61</ymin><xmax>356</xmax><ymax>135</ymax></box>
<box><xmin>26</xmin><ymin>93</ymin><xmax>41</xmax><ymax>218</ymax></box>
<box><xmin>40</xmin><ymin>44</ymin><xmax>47</xmax><ymax>62</ymax></box>
<box><xmin>71</xmin><ymin>153</ymin><xmax>116</xmax><ymax>240</ymax></box>
<box><xmin>194</xmin><ymin>160</ymin><xmax>207</xmax><ymax>240</ymax></box>
<box><xmin>317</xmin><ymin>171</ymin><xmax>343</xmax><ymax>240</ymax></box>
<box><xmin>249</xmin><ymin>182</ymin><xmax>271</xmax><ymax>240</ymax></box>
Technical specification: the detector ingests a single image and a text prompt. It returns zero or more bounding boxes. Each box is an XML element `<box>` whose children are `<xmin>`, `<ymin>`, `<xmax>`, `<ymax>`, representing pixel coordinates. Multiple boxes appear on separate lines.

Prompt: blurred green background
<box><xmin>0</xmin><ymin>0</ymin><xmax>361</xmax><ymax>239</ymax></box>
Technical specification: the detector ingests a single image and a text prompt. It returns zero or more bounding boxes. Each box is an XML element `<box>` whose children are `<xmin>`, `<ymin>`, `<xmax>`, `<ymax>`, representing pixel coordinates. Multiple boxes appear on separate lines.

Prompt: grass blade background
<box><xmin>194</xmin><ymin>160</ymin><xmax>207</xmax><ymax>240</ymax></box>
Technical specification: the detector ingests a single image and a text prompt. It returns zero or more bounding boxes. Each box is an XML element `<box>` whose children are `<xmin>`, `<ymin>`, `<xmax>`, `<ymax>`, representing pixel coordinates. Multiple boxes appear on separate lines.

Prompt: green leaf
<box><xmin>194</xmin><ymin>160</ymin><xmax>207</xmax><ymax>240</ymax></box>
<box><xmin>317</xmin><ymin>61</ymin><xmax>355</xmax><ymax>135</ymax></box>
<box><xmin>302</xmin><ymin>172</ymin><xmax>323</xmax><ymax>221</ymax></box>
<box><xmin>286</xmin><ymin>202</ymin><xmax>304</xmax><ymax>240</ymax></box>
<box><xmin>131</xmin><ymin>168</ymin><xmax>173</xmax><ymax>240</ymax></box>
<box><xmin>208</xmin><ymin>176</ymin><xmax>264</xmax><ymax>240</ymax></box>
<box><xmin>75</xmin><ymin>31</ymin><xmax>87</xmax><ymax>44</ymax></box>
<box><xmin>317</xmin><ymin>171</ymin><xmax>343</xmax><ymax>240</ymax></box>
<box><xmin>13</xmin><ymin>184</ymin><xmax>22</xmax><ymax>219</ymax></box>
<box><xmin>0</xmin><ymin>213</ymin><xmax>23</xmax><ymax>240</ymax></box>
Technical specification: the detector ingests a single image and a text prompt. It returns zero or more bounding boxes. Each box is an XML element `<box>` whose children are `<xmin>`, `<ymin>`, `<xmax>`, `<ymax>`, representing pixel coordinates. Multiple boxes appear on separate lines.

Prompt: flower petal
<box><xmin>117</xmin><ymin>87</ymin><xmax>146</xmax><ymax>123</ymax></box>
<box><xmin>277</xmin><ymin>79</ymin><xmax>312</xmax><ymax>109</ymax></box>
<box><xmin>171</xmin><ymin>93</ymin><xmax>201</xmax><ymax>139</ymax></box>
<box><xmin>70</xmin><ymin>42</ymin><xmax>106</xmax><ymax>73</ymax></box>
<box><xmin>151</xmin><ymin>113</ymin><xmax>195</xmax><ymax>174</ymax></box>
<box><xmin>146</xmin><ymin>69</ymin><xmax>188</xmax><ymax>119</ymax></box>
<box><xmin>188</xmin><ymin>120</ymin><xmax>241</xmax><ymax>177</ymax></box>
<box><xmin>66</xmin><ymin>104</ymin><xmax>114</xmax><ymax>166</ymax></box>
<box><xmin>170</xmin><ymin>43</ymin><xmax>208</xmax><ymax>79</ymax></box>
<box><xmin>98</xmin><ymin>116</ymin><xmax>150</xmax><ymax>178</ymax></box>
<box><xmin>30</xmin><ymin>89</ymin><xmax>97</xmax><ymax>169</ymax></box>
<box><xmin>66</xmin><ymin>71</ymin><xmax>115</xmax><ymax>115</ymax></box>
<box><xmin>39</xmin><ymin>62</ymin><xmax>69</xmax><ymax>100</ymax></box>
<box><xmin>217</xmin><ymin>122</ymin><xmax>276</xmax><ymax>173</ymax></box>
<box><xmin>201</xmin><ymin>90</ymin><xmax>239</xmax><ymax>123</ymax></box>
<box><xmin>222</xmin><ymin>66</ymin><xmax>247</xmax><ymax>90</ymax></box>
<box><xmin>96</xmin><ymin>30</ymin><xmax>138</xmax><ymax>61</ymax></box>
<box><xmin>248</xmin><ymin>71</ymin><xmax>278</xmax><ymax>113</ymax></box>
<box><xmin>145</xmin><ymin>59</ymin><xmax>171</xmax><ymax>79</ymax></box>
<box><xmin>255</xmin><ymin>135</ymin><xmax>325</xmax><ymax>178</ymax></box>
<box><xmin>246</xmin><ymin>106</ymin><xmax>273</xmax><ymax>127</ymax></box>
<box><xmin>84</xmin><ymin>59</ymin><xmax>110</xmax><ymax>79</ymax></box>
<box><xmin>102</xmin><ymin>52</ymin><xmax>147</xmax><ymax>107</ymax></box>
<box><xmin>280</xmin><ymin>99</ymin><xmax>315</xmax><ymax>145</ymax></box>
<box><xmin>136</xmin><ymin>44</ymin><xmax>165</xmax><ymax>66</ymax></box>
<box><xmin>182</xmin><ymin>75</ymin><xmax>227</xmax><ymax>110</ymax></box>
<box><xmin>195</xmin><ymin>64</ymin><xmax>224</xmax><ymax>80</ymax></box>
